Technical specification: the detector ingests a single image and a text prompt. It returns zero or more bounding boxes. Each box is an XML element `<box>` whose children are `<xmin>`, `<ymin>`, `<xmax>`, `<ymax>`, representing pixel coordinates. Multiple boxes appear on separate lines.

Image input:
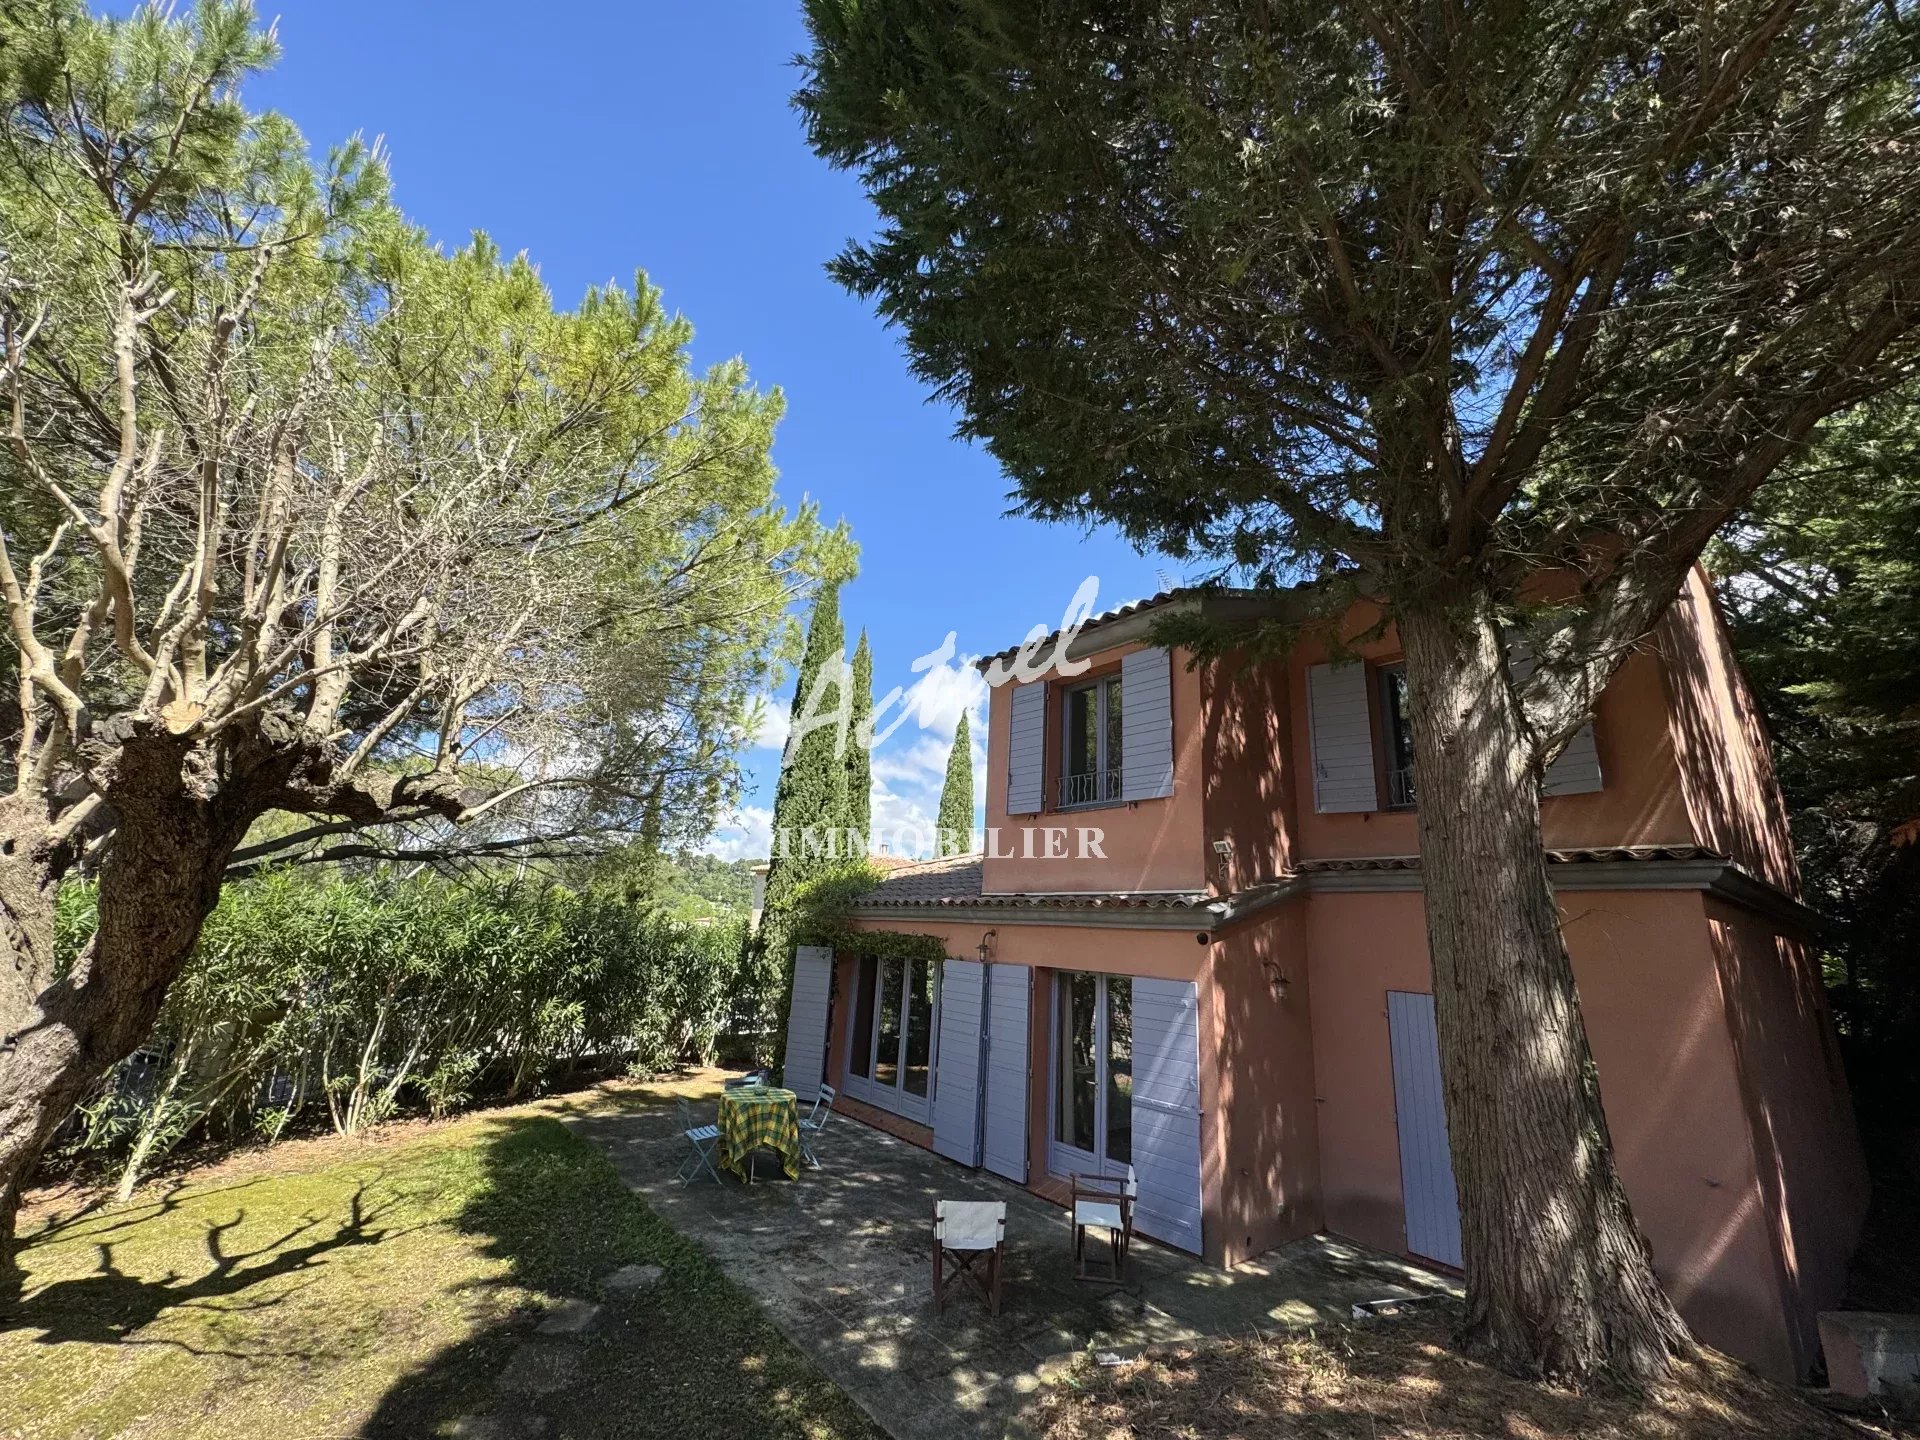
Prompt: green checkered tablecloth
<box><xmin>717</xmin><ymin>1086</ymin><xmax>802</xmax><ymax>1181</ymax></box>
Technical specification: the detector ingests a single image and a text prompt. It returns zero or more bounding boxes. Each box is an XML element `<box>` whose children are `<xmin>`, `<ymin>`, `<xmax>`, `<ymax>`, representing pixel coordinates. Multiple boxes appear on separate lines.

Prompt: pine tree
<box><xmin>800</xmin><ymin>0</ymin><xmax>1920</xmax><ymax>1380</ymax></box>
<box><xmin>936</xmin><ymin>713</ymin><xmax>974</xmax><ymax>856</ymax></box>
<box><xmin>845</xmin><ymin>630</ymin><xmax>873</xmax><ymax>845</ymax></box>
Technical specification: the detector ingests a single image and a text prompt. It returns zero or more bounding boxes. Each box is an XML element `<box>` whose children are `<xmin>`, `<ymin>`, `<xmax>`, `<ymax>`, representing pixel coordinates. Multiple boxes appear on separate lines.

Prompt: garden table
<box><xmin>717</xmin><ymin>1085</ymin><xmax>802</xmax><ymax>1182</ymax></box>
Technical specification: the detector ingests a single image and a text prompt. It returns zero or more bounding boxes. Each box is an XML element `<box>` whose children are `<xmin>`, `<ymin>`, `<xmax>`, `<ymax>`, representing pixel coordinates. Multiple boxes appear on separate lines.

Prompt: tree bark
<box><xmin>0</xmin><ymin>737</ymin><xmax>253</xmax><ymax>1289</ymax></box>
<box><xmin>1396</xmin><ymin>598</ymin><xmax>1696</xmax><ymax>1386</ymax></box>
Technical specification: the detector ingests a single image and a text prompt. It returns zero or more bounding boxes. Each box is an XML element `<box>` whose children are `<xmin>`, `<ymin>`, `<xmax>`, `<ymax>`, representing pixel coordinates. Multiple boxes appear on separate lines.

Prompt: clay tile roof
<box><xmin>848</xmin><ymin>845</ymin><xmax>1728</xmax><ymax>914</ymax></box>
<box><xmin>1294</xmin><ymin>844</ymin><xmax>1722</xmax><ymax>874</ymax></box>
<box><xmin>972</xmin><ymin>589</ymin><xmax>1189</xmax><ymax>671</ymax></box>
<box><xmin>853</xmin><ymin>852</ymin><xmax>985</xmax><ymax>904</ymax></box>
<box><xmin>846</xmin><ymin>853</ymin><xmax>1215</xmax><ymax>912</ymax></box>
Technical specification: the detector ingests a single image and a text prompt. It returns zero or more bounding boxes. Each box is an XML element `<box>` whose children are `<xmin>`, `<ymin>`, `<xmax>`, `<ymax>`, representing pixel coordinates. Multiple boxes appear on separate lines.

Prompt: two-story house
<box><xmin>777</xmin><ymin>569</ymin><xmax>1865</xmax><ymax>1382</ymax></box>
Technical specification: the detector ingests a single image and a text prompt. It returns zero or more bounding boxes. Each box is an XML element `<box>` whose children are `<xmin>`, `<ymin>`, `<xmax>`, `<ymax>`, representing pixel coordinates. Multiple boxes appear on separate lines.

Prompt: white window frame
<box><xmin>1058</xmin><ymin>673</ymin><xmax>1123</xmax><ymax>809</ymax></box>
<box><xmin>1377</xmin><ymin>661</ymin><xmax>1416</xmax><ymax>810</ymax></box>
<box><xmin>841</xmin><ymin>952</ymin><xmax>940</xmax><ymax>1125</ymax></box>
<box><xmin>1045</xmin><ymin>971</ymin><xmax>1133</xmax><ymax>1182</ymax></box>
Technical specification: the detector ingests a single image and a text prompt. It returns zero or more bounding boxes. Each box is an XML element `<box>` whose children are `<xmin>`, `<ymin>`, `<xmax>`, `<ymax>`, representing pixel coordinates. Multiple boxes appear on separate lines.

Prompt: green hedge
<box><xmin>58</xmin><ymin>872</ymin><xmax>753</xmax><ymax>1193</ymax></box>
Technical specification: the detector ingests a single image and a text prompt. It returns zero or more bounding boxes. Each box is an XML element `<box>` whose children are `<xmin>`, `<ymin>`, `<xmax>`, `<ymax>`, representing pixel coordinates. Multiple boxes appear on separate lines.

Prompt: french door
<box><xmin>843</xmin><ymin>953</ymin><xmax>938</xmax><ymax>1123</ymax></box>
<box><xmin>1047</xmin><ymin>971</ymin><xmax>1133</xmax><ymax>1180</ymax></box>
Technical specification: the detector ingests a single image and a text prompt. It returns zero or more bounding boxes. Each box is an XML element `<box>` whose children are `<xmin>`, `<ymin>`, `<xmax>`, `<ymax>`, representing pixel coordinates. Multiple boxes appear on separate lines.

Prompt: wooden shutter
<box><xmin>1129</xmin><ymin>977</ymin><xmax>1205</xmax><ymax>1254</ymax></box>
<box><xmin>1119</xmin><ymin>647</ymin><xmax>1175</xmax><ymax>800</ymax></box>
<box><xmin>1506</xmin><ymin>638</ymin><xmax>1604</xmax><ymax>796</ymax></box>
<box><xmin>981</xmin><ymin>964</ymin><xmax>1031</xmax><ymax>1183</ymax></box>
<box><xmin>1307</xmin><ymin>661</ymin><xmax>1378</xmax><ymax>813</ymax></box>
<box><xmin>932</xmin><ymin>958</ymin><xmax>986</xmax><ymax>1166</ymax></box>
<box><xmin>782</xmin><ymin>945</ymin><xmax>834</xmax><ymax>1102</ymax></box>
<box><xmin>1387</xmin><ymin>991</ymin><xmax>1463</xmax><ymax>1267</ymax></box>
<box><xmin>1005</xmin><ymin>681</ymin><xmax>1045</xmax><ymax>814</ymax></box>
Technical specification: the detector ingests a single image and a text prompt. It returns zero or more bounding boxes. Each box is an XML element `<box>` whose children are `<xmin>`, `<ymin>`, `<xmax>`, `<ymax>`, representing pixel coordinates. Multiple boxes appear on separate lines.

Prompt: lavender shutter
<box><xmin>1119</xmin><ymin>647</ymin><xmax>1175</xmax><ymax>799</ymax></box>
<box><xmin>1307</xmin><ymin>661</ymin><xmax>1378</xmax><ymax>813</ymax></box>
<box><xmin>1129</xmin><ymin>977</ymin><xmax>1205</xmax><ymax>1254</ymax></box>
<box><xmin>782</xmin><ymin>945</ymin><xmax>834</xmax><ymax>1103</ymax></box>
<box><xmin>1506</xmin><ymin>638</ymin><xmax>1603</xmax><ymax>796</ymax></box>
<box><xmin>981</xmin><ymin>964</ymin><xmax>1031</xmax><ymax>1183</ymax></box>
<box><xmin>932</xmin><ymin>958</ymin><xmax>986</xmax><ymax>1166</ymax></box>
<box><xmin>1005</xmin><ymin>682</ymin><xmax>1045</xmax><ymax>815</ymax></box>
<box><xmin>1387</xmin><ymin>991</ymin><xmax>1463</xmax><ymax>1267</ymax></box>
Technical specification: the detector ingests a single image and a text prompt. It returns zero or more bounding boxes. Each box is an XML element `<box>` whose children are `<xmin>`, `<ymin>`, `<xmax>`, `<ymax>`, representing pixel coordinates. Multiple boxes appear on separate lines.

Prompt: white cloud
<box><xmin>701</xmin><ymin>804</ymin><xmax>774</xmax><ymax>862</ymax></box>
<box><xmin>872</xmin><ymin>735</ymin><xmax>952</xmax><ymax>791</ymax></box>
<box><xmin>746</xmin><ymin>696</ymin><xmax>790</xmax><ymax>752</ymax></box>
<box><xmin>868</xmin><ymin>779</ymin><xmax>939</xmax><ymax>860</ymax></box>
<box><xmin>901</xmin><ymin>659</ymin><xmax>987</xmax><ymax>737</ymax></box>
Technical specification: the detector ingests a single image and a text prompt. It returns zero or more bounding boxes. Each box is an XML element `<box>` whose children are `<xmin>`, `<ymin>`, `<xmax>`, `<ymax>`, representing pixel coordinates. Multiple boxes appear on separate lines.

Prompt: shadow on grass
<box><xmin>359</xmin><ymin>1113</ymin><xmax>882</xmax><ymax>1440</ymax></box>
<box><xmin>6</xmin><ymin>1182</ymin><xmax>398</xmax><ymax>1359</ymax></box>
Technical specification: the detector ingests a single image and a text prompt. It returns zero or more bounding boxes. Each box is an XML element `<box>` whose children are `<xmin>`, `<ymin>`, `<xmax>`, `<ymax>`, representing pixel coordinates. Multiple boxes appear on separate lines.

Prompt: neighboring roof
<box><xmin>842</xmin><ymin>844</ymin><xmax>1816</xmax><ymax>935</ymax></box>
<box><xmin>867</xmin><ymin>853</ymin><xmax>920</xmax><ymax>874</ymax></box>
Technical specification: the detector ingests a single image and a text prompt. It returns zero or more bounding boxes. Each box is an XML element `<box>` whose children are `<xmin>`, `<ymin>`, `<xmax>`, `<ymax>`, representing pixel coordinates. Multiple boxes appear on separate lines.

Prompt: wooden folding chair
<box><xmin>933</xmin><ymin>1200</ymin><xmax>1006</xmax><ymax>1316</ymax></box>
<box><xmin>1070</xmin><ymin>1168</ymin><xmax>1137</xmax><ymax>1284</ymax></box>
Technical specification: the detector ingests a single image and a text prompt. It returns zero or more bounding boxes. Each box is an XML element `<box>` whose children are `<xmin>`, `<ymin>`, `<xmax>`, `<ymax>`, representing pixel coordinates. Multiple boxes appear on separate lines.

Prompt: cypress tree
<box><xmin>935</xmin><ymin>712</ymin><xmax>974</xmax><ymax>856</ymax></box>
<box><xmin>763</xmin><ymin>581</ymin><xmax>849</xmax><ymax>913</ymax></box>
<box><xmin>753</xmin><ymin>582</ymin><xmax>851</xmax><ymax>1067</ymax></box>
<box><xmin>845</xmin><ymin>630</ymin><xmax>873</xmax><ymax>846</ymax></box>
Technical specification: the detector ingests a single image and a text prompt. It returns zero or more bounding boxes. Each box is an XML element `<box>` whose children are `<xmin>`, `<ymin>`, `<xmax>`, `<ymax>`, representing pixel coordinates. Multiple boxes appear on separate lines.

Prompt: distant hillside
<box><xmin>657</xmin><ymin>851</ymin><xmax>756</xmax><ymax>917</ymax></box>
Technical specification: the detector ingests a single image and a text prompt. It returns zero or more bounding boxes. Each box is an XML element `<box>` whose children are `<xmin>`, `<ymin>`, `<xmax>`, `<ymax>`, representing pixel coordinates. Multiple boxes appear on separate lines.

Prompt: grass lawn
<box><xmin>1027</xmin><ymin>1310</ymin><xmax>1907</xmax><ymax>1440</ymax></box>
<box><xmin>0</xmin><ymin>1104</ymin><xmax>881</xmax><ymax>1439</ymax></box>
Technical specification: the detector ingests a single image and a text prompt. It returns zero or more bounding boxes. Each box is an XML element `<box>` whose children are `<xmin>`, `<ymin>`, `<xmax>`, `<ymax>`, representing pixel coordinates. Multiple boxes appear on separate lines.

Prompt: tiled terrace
<box><xmin>564</xmin><ymin>1074</ymin><xmax>1457</xmax><ymax>1439</ymax></box>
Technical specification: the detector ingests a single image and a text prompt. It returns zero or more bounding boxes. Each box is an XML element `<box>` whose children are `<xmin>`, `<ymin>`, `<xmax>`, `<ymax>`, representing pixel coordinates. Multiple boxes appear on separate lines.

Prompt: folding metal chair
<box><xmin>1070</xmin><ymin>1167</ymin><xmax>1137</xmax><ymax>1284</ymax></box>
<box><xmin>723</xmin><ymin>1068</ymin><xmax>770</xmax><ymax>1090</ymax></box>
<box><xmin>797</xmin><ymin>1083</ymin><xmax>836</xmax><ymax>1168</ymax></box>
<box><xmin>933</xmin><ymin>1199</ymin><xmax>1007</xmax><ymax>1315</ymax></box>
<box><xmin>675</xmin><ymin>1095</ymin><xmax>723</xmax><ymax>1185</ymax></box>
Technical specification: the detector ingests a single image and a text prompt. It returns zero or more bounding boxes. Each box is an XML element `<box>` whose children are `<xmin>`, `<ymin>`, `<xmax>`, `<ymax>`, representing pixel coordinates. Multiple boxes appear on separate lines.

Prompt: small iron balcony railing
<box><xmin>1386</xmin><ymin>764</ymin><xmax>1417</xmax><ymax>809</ymax></box>
<box><xmin>1059</xmin><ymin>768</ymin><xmax>1123</xmax><ymax>807</ymax></box>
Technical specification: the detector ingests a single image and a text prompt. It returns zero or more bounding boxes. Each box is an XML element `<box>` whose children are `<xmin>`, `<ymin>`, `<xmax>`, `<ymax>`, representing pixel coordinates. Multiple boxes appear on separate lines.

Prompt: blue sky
<box><xmin>240</xmin><ymin>1</ymin><xmax>1176</xmax><ymax>858</ymax></box>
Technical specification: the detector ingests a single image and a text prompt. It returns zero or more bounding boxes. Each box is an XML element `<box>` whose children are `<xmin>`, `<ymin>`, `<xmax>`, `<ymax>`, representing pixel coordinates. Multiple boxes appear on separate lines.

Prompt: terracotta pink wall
<box><xmin>1200</xmin><ymin>651</ymin><xmax>1297</xmax><ymax>891</ymax></box>
<box><xmin>1210</xmin><ymin>902</ymin><xmax>1323</xmax><ymax>1262</ymax></box>
<box><xmin>1658</xmin><ymin>571</ymin><xmax>1802</xmax><ymax>895</ymax></box>
<box><xmin>1282</xmin><ymin>617</ymin><xmax>1697</xmax><ymax>861</ymax></box>
<box><xmin>982</xmin><ymin>643</ymin><xmax>1209</xmax><ymax>895</ymax></box>
<box><xmin>1706</xmin><ymin>898</ymin><xmax>1868</xmax><ymax>1370</ymax></box>
<box><xmin>978</xmin><ymin>601</ymin><xmax>1709</xmax><ymax>890</ymax></box>
<box><xmin>1306</xmin><ymin>886</ymin><xmax>1804</xmax><ymax>1380</ymax></box>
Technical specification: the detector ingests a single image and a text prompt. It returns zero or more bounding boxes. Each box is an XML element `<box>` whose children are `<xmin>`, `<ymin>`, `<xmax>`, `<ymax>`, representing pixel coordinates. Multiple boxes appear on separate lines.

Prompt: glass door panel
<box><xmin>874</xmin><ymin>958</ymin><xmax>903</xmax><ymax>1088</ymax></box>
<box><xmin>904</xmin><ymin>958</ymin><xmax>934</xmax><ymax>1098</ymax></box>
<box><xmin>1051</xmin><ymin>971</ymin><xmax>1135</xmax><ymax>1179</ymax></box>
<box><xmin>1105</xmin><ymin>976</ymin><xmax>1132</xmax><ymax>1166</ymax></box>
<box><xmin>849</xmin><ymin>955</ymin><xmax>878</xmax><ymax>1079</ymax></box>
<box><xmin>1056</xmin><ymin>972</ymin><xmax>1098</xmax><ymax>1154</ymax></box>
<box><xmin>843</xmin><ymin>952</ymin><xmax>941</xmax><ymax>1122</ymax></box>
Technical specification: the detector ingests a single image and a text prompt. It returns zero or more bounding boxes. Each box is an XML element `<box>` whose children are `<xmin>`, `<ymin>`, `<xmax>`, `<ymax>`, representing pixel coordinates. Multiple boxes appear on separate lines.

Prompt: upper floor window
<box><xmin>1061</xmin><ymin>673</ymin><xmax>1123</xmax><ymax>807</ymax></box>
<box><xmin>1379</xmin><ymin>663</ymin><xmax>1416</xmax><ymax>808</ymax></box>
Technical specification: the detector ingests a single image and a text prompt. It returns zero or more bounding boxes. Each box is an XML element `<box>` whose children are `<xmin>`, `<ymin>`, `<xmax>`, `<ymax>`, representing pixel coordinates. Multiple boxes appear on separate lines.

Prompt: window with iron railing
<box><xmin>1386</xmin><ymin>763</ymin><xmax>1417</xmax><ymax>808</ymax></box>
<box><xmin>1380</xmin><ymin>663</ymin><xmax>1417</xmax><ymax>809</ymax></box>
<box><xmin>1060</xmin><ymin>673</ymin><xmax>1123</xmax><ymax>808</ymax></box>
<box><xmin>1060</xmin><ymin>767</ymin><xmax>1123</xmax><ymax>807</ymax></box>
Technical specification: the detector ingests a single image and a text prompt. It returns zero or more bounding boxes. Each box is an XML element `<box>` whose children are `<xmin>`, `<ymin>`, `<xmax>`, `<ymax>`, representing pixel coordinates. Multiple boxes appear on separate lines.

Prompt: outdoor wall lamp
<box><xmin>1262</xmin><ymin>959</ymin><xmax>1292</xmax><ymax>1002</ymax></box>
<box><xmin>976</xmin><ymin>929</ymin><xmax>996</xmax><ymax>963</ymax></box>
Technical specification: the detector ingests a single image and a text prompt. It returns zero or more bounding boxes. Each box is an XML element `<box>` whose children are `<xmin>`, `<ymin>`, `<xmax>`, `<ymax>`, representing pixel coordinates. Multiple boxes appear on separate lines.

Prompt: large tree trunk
<box><xmin>0</xmin><ymin>739</ymin><xmax>249</xmax><ymax>1288</ymax></box>
<box><xmin>1396</xmin><ymin>599</ymin><xmax>1695</xmax><ymax>1386</ymax></box>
